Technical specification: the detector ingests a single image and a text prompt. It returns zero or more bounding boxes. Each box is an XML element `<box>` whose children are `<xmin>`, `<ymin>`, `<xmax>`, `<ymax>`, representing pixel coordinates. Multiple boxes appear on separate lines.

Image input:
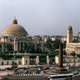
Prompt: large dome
<box><xmin>2</xmin><ymin>18</ymin><xmax>28</xmax><ymax>37</ymax></box>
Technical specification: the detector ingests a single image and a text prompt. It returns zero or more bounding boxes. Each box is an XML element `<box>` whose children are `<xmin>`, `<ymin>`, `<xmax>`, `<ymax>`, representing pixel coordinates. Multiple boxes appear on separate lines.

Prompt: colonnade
<box><xmin>21</xmin><ymin>55</ymin><xmax>50</xmax><ymax>65</ymax></box>
<box><xmin>1</xmin><ymin>37</ymin><xmax>51</xmax><ymax>65</ymax></box>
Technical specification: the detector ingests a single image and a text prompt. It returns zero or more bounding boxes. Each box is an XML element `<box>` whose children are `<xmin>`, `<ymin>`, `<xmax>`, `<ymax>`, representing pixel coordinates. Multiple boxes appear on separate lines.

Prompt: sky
<box><xmin>0</xmin><ymin>0</ymin><xmax>80</xmax><ymax>36</ymax></box>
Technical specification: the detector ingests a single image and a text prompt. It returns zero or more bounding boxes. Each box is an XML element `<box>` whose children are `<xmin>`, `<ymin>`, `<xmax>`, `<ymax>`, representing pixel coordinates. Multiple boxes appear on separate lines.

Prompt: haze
<box><xmin>0</xmin><ymin>0</ymin><xmax>80</xmax><ymax>35</ymax></box>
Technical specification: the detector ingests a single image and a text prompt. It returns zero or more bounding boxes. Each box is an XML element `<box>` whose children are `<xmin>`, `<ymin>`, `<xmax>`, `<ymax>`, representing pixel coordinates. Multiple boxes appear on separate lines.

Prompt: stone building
<box><xmin>66</xmin><ymin>26</ymin><xmax>80</xmax><ymax>54</ymax></box>
<box><xmin>0</xmin><ymin>18</ymin><xmax>50</xmax><ymax>66</ymax></box>
<box><xmin>0</xmin><ymin>18</ymin><xmax>28</xmax><ymax>53</ymax></box>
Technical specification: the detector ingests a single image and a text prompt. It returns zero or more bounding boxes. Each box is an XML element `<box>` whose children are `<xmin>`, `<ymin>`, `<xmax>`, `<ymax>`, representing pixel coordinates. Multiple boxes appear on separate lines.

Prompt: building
<box><xmin>66</xmin><ymin>26</ymin><xmax>80</xmax><ymax>54</ymax></box>
<box><xmin>0</xmin><ymin>18</ymin><xmax>28</xmax><ymax>53</ymax></box>
<box><xmin>0</xmin><ymin>18</ymin><xmax>51</xmax><ymax>66</ymax></box>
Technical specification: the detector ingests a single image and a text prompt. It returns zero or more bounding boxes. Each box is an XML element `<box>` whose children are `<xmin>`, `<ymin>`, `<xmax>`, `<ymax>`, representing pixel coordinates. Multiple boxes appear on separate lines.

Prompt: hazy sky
<box><xmin>0</xmin><ymin>0</ymin><xmax>80</xmax><ymax>35</ymax></box>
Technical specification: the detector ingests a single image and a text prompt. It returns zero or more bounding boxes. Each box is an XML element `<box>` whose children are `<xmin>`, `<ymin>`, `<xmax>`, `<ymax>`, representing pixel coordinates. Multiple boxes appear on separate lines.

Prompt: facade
<box><xmin>0</xmin><ymin>18</ymin><xmax>51</xmax><ymax>66</ymax></box>
<box><xmin>0</xmin><ymin>18</ymin><xmax>28</xmax><ymax>53</ymax></box>
<box><xmin>66</xmin><ymin>26</ymin><xmax>80</xmax><ymax>54</ymax></box>
<box><xmin>0</xmin><ymin>18</ymin><xmax>66</xmax><ymax>66</ymax></box>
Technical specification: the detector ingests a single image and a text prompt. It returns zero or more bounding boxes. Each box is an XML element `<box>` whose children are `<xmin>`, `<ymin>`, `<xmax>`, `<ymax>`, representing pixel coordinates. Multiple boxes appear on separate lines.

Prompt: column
<box><xmin>2</xmin><ymin>43</ymin><xmax>4</xmax><ymax>53</ymax></box>
<box><xmin>18</xmin><ymin>42</ymin><xmax>21</xmax><ymax>52</ymax></box>
<box><xmin>1</xmin><ymin>37</ymin><xmax>5</xmax><ymax>53</ymax></box>
<box><xmin>21</xmin><ymin>57</ymin><xmax>25</xmax><ymax>65</ymax></box>
<box><xmin>46</xmin><ymin>55</ymin><xmax>50</xmax><ymax>64</ymax></box>
<box><xmin>58</xmin><ymin>42</ymin><xmax>63</xmax><ymax>67</ymax></box>
<box><xmin>14</xmin><ymin>37</ymin><xmax>18</xmax><ymax>52</ymax></box>
<box><xmin>26</xmin><ymin>56</ymin><xmax>30</xmax><ymax>65</ymax></box>
<box><xmin>36</xmin><ymin>56</ymin><xmax>39</xmax><ymax>65</ymax></box>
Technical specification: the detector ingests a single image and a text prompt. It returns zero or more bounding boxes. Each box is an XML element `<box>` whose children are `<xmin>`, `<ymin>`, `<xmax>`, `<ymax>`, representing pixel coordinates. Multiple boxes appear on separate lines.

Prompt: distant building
<box><xmin>66</xmin><ymin>26</ymin><xmax>80</xmax><ymax>54</ymax></box>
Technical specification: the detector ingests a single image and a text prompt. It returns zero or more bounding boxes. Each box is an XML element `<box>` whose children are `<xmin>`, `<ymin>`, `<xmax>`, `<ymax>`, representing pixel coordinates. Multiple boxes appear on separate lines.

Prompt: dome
<box><xmin>2</xmin><ymin>18</ymin><xmax>28</xmax><ymax>37</ymax></box>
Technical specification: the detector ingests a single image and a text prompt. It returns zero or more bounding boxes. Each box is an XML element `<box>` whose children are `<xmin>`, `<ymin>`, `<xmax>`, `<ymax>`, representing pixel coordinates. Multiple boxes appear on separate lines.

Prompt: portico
<box><xmin>0</xmin><ymin>53</ymin><xmax>50</xmax><ymax>65</ymax></box>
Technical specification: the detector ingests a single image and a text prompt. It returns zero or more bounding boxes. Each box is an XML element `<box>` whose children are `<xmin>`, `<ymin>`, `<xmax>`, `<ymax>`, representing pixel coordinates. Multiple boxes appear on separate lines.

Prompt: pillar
<box><xmin>46</xmin><ymin>55</ymin><xmax>50</xmax><ymax>64</ymax></box>
<box><xmin>1</xmin><ymin>37</ymin><xmax>6</xmax><ymax>53</ymax></box>
<box><xmin>21</xmin><ymin>57</ymin><xmax>25</xmax><ymax>65</ymax></box>
<box><xmin>58</xmin><ymin>42</ymin><xmax>63</xmax><ymax>67</ymax></box>
<box><xmin>36</xmin><ymin>56</ymin><xmax>39</xmax><ymax>65</ymax></box>
<box><xmin>2</xmin><ymin>43</ymin><xmax>4</xmax><ymax>53</ymax></box>
<box><xmin>26</xmin><ymin>56</ymin><xmax>30</xmax><ymax>65</ymax></box>
<box><xmin>14</xmin><ymin>37</ymin><xmax>18</xmax><ymax>52</ymax></box>
<box><xmin>19</xmin><ymin>42</ymin><xmax>22</xmax><ymax>52</ymax></box>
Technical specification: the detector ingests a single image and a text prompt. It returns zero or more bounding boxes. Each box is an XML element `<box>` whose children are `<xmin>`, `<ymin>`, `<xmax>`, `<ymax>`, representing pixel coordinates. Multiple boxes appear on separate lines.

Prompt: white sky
<box><xmin>0</xmin><ymin>0</ymin><xmax>80</xmax><ymax>35</ymax></box>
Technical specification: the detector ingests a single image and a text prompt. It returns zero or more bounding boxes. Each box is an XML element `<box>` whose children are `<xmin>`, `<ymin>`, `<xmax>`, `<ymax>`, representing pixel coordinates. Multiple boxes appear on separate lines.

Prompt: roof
<box><xmin>2</xmin><ymin>18</ymin><xmax>28</xmax><ymax>37</ymax></box>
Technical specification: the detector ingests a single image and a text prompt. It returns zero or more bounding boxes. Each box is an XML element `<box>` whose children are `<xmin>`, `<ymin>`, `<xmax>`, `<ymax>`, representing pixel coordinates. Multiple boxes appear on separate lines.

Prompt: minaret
<box><xmin>67</xmin><ymin>26</ymin><xmax>73</xmax><ymax>44</ymax></box>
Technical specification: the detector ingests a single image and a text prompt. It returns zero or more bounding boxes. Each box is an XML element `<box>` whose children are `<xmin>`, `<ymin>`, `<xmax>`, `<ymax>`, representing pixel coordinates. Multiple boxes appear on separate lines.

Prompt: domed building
<box><xmin>0</xmin><ymin>18</ymin><xmax>50</xmax><ymax>66</ymax></box>
<box><xmin>2</xmin><ymin>18</ymin><xmax>28</xmax><ymax>37</ymax></box>
<box><xmin>0</xmin><ymin>18</ymin><xmax>34</xmax><ymax>66</ymax></box>
<box><xmin>0</xmin><ymin>18</ymin><xmax>28</xmax><ymax>53</ymax></box>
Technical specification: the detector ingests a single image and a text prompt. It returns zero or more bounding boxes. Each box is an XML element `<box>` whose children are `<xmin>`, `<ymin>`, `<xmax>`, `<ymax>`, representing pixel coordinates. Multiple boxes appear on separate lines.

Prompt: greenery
<box><xmin>0</xmin><ymin>37</ymin><xmax>66</xmax><ymax>64</ymax></box>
